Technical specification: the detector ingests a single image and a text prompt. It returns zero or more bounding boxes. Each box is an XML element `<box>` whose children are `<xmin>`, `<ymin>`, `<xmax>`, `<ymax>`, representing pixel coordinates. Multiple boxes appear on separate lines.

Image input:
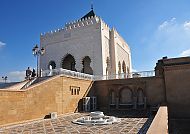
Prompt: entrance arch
<box><xmin>62</xmin><ymin>54</ymin><xmax>76</xmax><ymax>71</ymax></box>
<box><xmin>119</xmin><ymin>88</ymin><xmax>133</xmax><ymax>104</ymax></box>
<box><xmin>48</xmin><ymin>60</ymin><xmax>56</xmax><ymax>69</ymax></box>
<box><xmin>122</xmin><ymin>61</ymin><xmax>126</xmax><ymax>73</ymax></box>
<box><xmin>122</xmin><ymin>61</ymin><xmax>126</xmax><ymax>78</ymax></box>
<box><xmin>81</xmin><ymin>56</ymin><xmax>93</xmax><ymax>75</ymax></box>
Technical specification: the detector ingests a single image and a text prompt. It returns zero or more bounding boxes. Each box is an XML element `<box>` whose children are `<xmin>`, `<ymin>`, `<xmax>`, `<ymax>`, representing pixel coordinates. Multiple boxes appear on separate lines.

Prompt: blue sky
<box><xmin>1</xmin><ymin>0</ymin><xmax>190</xmax><ymax>82</ymax></box>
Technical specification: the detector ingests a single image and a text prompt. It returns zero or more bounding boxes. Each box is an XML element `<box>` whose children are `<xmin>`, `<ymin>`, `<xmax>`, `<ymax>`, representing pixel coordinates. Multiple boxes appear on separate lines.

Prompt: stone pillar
<box><xmin>144</xmin><ymin>97</ymin><xmax>147</xmax><ymax>109</ymax></box>
<box><xmin>116</xmin><ymin>97</ymin><xmax>119</xmax><ymax>109</ymax></box>
<box><xmin>133</xmin><ymin>97</ymin><xmax>137</xmax><ymax>109</ymax></box>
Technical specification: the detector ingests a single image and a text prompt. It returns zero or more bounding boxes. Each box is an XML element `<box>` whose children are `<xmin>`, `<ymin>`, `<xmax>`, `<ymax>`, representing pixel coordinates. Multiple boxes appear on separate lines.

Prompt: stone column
<box><xmin>116</xmin><ymin>97</ymin><xmax>119</xmax><ymax>109</ymax></box>
<box><xmin>144</xmin><ymin>97</ymin><xmax>147</xmax><ymax>109</ymax></box>
<box><xmin>133</xmin><ymin>97</ymin><xmax>137</xmax><ymax>109</ymax></box>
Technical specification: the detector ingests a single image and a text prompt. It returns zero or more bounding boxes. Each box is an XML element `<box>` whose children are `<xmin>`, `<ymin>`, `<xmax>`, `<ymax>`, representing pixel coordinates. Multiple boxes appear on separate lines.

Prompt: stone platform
<box><xmin>0</xmin><ymin>113</ymin><xmax>153</xmax><ymax>134</ymax></box>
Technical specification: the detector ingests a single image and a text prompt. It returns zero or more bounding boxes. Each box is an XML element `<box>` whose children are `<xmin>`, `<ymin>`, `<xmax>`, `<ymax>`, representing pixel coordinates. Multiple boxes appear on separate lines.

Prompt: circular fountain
<box><xmin>72</xmin><ymin>111</ymin><xmax>120</xmax><ymax>125</ymax></box>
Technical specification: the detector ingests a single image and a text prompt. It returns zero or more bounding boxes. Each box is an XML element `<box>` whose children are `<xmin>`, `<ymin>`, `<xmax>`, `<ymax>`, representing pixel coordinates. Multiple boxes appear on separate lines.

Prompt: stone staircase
<box><xmin>21</xmin><ymin>76</ymin><xmax>52</xmax><ymax>90</ymax></box>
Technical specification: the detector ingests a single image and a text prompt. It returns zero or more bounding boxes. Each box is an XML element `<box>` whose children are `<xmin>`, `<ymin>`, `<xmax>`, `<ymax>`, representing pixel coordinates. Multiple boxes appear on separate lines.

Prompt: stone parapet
<box><xmin>147</xmin><ymin>106</ymin><xmax>168</xmax><ymax>134</ymax></box>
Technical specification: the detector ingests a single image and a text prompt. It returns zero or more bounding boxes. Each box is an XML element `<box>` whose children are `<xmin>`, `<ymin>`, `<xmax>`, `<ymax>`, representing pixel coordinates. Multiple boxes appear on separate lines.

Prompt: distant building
<box><xmin>40</xmin><ymin>9</ymin><xmax>132</xmax><ymax>76</ymax></box>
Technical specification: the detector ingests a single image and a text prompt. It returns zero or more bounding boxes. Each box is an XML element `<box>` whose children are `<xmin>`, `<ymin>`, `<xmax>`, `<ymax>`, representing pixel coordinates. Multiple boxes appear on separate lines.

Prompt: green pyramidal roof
<box><xmin>81</xmin><ymin>10</ymin><xmax>95</xmax><ymax>20</ymax></box>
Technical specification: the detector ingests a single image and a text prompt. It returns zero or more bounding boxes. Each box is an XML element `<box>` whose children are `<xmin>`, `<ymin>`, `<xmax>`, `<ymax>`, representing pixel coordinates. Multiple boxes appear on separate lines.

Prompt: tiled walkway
<box><xmin>0</xmin><ymin>113</ymin><xmax>153</xmax><ymax>134</ymax></box>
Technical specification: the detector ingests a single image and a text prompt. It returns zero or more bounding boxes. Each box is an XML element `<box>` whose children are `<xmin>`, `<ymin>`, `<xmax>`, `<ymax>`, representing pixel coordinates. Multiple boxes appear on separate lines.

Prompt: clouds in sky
<box><xmin>184</xmin><ymin>21</ymin><xmax>190</xmax><ymax>30</ymax></box>
<box><xmin>179</xmin><ymin>49</ymin><xmax>190</xmax><ymax>57</ymax></box>
<box><xmin>147</xmin><ymin>18</ymin><xmax>190</xmax><ymax>58</ymax></box>
<box><xmin>7</xmin><ymin>71</ymin><xmax>25</xmax><ymax>82</ymax></box>
<box><xmin>136</xmin><ymin>18</ymin><xmax>190</xmax><ymax>70</ymax></box>
<box><xmin>158</xmin><ymin>17</ymin><xmax>176</xmax><ymax>30</ymax></box>
<box><xmin>0</xmin><ymin>41</ymin><xmax>6</xmax><ymax>48</ymax></box>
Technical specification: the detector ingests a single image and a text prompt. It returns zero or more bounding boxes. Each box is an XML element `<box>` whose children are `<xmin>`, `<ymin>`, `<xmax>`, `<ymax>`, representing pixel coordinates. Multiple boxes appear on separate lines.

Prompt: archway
<box><xmin>118</xmin><ymin>61</ymin><xmax>121</xmax><ymax>75</ymax></box>
<box><xmin>81</xmin><ymin>56</ymin><xmax>93</xmax><ymax>74</ymax></box>
<box><xmin>137</xmin><ymin>89</ymin><xmax>144</xmax><ymax>105</ymax></box>
<box><xmin>119</xmin><ymin>88</ymin><xmax>133</xmax><ymax>104</ymax></box>
<box><xmin>122</xmin><ymin>61</ymin><xmax>126</xmax><ymax>78</ymax></box>
<box><xmin>48</xmin><ymin>61</ymin><xmax>56</xmax><ymax>69</ymax></box>
<box><xmin>122</xmin><ymin>61</ymin><xmax>126</xmax><ymax>73</ymax></box>
<box><xmin>62</xmin><ymin>54</ymin><xmax>76</xmax><ymax>71</ymax></box>
<box><xmin>106</xmin><ymin>57</ymin><xmax>110</xmax><ymax>76</ymax></box>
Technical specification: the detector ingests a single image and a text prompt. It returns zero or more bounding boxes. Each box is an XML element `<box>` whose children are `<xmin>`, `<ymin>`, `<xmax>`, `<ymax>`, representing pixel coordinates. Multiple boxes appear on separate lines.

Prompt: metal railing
<box><xmin>42</xmin><ymin>68</ymin><xmax>155</xmax><ymax>81</ymax></box>
<box><xmin>93</xmin><ymin>71</ymin><xmax>155</xmax><ymax>81</ymax></box>
<box><xmin>21</xmin><ymin>77</ymin><xmax>37</xmax><ymax>89</ymax></box>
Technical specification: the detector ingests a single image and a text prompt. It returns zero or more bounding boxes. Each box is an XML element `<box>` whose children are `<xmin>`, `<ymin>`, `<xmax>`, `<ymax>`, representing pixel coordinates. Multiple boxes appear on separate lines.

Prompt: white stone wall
<box><xmin>112</xmin><ymin>29</ymin><xmax>132</xmax><ymax>74</ymax></box>
<box><xmin>39</xmin><ymin>15</ymin><xmax>132</xmax><ymax>76</ymax></box>
<box><xmin>100</xmin><ymin>20</ymin><xmax>111</xmax><ymax>75</ymax></box>
<box><xmin>40</xmin><ymin>17</ymin><xmax>103</xmax><ymax>75</ymax></box>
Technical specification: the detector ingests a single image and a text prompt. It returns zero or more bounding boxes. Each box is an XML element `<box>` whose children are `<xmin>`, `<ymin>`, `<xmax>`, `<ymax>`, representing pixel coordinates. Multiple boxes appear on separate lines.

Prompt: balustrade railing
<box><xmin>41</xmin><ymin>68</ymin><xmax>155</xmax><ymax>81</ymax></box>
<box><xmin>42</xmin><ymin>68</ymin><xmax>94</xmax><ymax>80</ymax></box>
<box><xmin>93</xmin><ymin>70</ymin><xmax>155</xmax><ymax>81</ymax></box>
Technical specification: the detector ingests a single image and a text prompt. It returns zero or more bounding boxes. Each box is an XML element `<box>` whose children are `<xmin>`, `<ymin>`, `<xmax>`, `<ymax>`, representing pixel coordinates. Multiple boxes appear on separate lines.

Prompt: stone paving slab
<box><xmin>0</xmin><ymin>113</ymin><xmax>153</xmax><ymax>134</ymax></box>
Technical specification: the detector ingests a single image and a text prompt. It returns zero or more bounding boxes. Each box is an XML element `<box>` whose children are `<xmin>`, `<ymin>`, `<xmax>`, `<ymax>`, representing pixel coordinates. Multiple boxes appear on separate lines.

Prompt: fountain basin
<box><xmin>72</xmin><ymin>111</ymin><xmax>120</xmax><ymax>125</ymax></box>
<box><xmin>90</xmin><ymin>111</ymin><xmax>104</xmax><ymax>119</ymax></box>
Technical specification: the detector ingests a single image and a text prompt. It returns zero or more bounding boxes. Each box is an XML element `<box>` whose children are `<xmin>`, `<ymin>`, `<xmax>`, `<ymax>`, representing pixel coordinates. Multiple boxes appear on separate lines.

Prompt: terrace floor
<box><xmin>0</xmin><ymin>112</ymin><xmax>153</xmax><ymax>134</ymax></box>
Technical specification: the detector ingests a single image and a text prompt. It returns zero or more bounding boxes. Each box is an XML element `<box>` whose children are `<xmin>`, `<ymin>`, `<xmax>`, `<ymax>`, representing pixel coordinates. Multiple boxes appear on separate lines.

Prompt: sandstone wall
<box><xmin>164</xmin><ymin>63</ymin><xmax>190</xmax><ymax>118</ymax></box>
<box><xmin>0</xmin><ymin>75</ymin><xmax>93</xmax><ymax>126</ymax></box>
<box><xmin>147</xmin><ymin>106</ymin><xmax>168</xmax><ymax>134</ymax></box>
<box><xmin>93</xmin><ymin>77</ymin><xmax>165</xmax><ymax>111</ymax></box>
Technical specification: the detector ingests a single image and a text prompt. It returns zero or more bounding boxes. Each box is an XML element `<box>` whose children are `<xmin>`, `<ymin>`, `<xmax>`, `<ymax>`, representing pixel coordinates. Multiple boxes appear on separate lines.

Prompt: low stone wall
<box><xmin>0</xmin><ymin>75</ymin><xmax>93</xmax><ymax>126</ymax></box>
<box><xmin>93</xmin><ymin>76</ymin><xmax>165</xmax><ymax>111</ymax></box>
<box><xmin>147</xmin><ymin>106</ymin><xmax>168</xmax><ymax>134</ymax></box>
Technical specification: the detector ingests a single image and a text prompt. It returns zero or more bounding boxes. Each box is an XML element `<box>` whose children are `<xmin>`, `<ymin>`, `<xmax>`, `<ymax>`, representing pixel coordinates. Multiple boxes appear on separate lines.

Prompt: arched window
<box><xmin>120</xmin><ymin>88</ymin><xmax>133</xmax><ymax>104</ymax></box>
<box><xmin>106</xmin><ymin>57</ymin><xmax>110</xmax><ymax>76</ymax></box>
<box><xmin>48</xmin><ymin>61</ymin><xmax>56</xmax><ymax>69</ymax></box>
<box><xmin>81</xmin><ymin>56</ymin><xmax>93</xmax><ymax>75</ymax></box>
<box><xmin>62</xmin><ymin>54</ymin><xmax>76</xmax><ymax>71</ymax></box>
<box><xmin>118</xmin><ymin>61</ymin><xmax>121</xmax><ymax>75</ymax></box>
<box><xmin>122</xmin><ymin>61</ymin><xmax>126</xmax><ymax>73</ymax></box>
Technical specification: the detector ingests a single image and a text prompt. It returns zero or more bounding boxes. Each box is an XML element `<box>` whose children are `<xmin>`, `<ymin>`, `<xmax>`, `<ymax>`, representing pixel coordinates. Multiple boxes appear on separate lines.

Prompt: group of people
<box><xmin>25</xmin><ymin>67</ymin><xmax>36</xmax><ymax>80</ymax></box>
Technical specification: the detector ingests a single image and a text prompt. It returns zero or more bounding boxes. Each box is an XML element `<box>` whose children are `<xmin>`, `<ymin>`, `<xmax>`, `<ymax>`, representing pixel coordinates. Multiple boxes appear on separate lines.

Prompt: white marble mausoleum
<box><xmin>40</xmin><ymin>9</ymin><xmax>132</xmax><ymax>76</ymax></box>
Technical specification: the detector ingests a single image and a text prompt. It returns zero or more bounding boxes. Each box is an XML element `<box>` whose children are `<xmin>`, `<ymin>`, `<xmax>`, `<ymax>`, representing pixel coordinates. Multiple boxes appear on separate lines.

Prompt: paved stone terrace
<box><xmin>0</xmin><ymin>113</ymin><xmax>153</xmax><ymax>134</ymax></box>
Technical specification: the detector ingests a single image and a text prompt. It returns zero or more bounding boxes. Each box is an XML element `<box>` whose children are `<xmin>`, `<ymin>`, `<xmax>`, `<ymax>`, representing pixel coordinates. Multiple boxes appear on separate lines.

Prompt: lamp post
<box><xmin>2</xmin><ymin>76</ymin><xmax>8</xmax><ymax>83</ymax></box>
<box><xmin>32</xmin><ymin>44</ymin><xmax>45</xmax><ymax>77</ymax></box>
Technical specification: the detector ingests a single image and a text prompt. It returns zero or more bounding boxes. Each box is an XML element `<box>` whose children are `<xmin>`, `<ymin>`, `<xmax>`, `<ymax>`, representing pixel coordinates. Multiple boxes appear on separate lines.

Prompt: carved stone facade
<box><xmin>108</xmin><ymin>82</ymin><xmax>147</xmax><ymax>110</ymax></box>
<box><xmin>39</xmin><ymin>10</ymin><xmax>131</xmax><ymax>76</ymax></box>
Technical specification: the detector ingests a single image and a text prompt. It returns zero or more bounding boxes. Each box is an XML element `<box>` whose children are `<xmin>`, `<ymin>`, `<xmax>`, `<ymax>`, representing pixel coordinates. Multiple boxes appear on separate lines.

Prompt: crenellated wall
<box><xmin>40</xmin><ymin>16</ymin><xmax>100</xmax><ymax>39</ymax></box>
